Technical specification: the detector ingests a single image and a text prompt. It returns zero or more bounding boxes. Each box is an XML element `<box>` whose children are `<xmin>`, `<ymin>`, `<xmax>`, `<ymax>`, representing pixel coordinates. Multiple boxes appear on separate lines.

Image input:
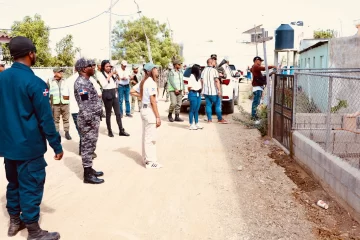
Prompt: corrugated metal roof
<box><xmin>299</xmin><ymin>40</ymin><xmax>328</xmax><ymax>54</ymax></box>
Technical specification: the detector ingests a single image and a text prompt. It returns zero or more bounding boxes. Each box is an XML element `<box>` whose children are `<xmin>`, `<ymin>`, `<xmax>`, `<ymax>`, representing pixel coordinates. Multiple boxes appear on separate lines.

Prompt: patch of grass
<box><xmin>233</xmin><ymin>104</ymin><xmax>268</xmax><ymax>137</ymax></box>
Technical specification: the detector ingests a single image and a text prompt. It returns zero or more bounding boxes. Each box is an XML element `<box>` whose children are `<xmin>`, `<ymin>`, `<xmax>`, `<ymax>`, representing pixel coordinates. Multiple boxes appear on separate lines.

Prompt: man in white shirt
<box><xmin>117</xmin><ymin>60</ymin><xmax>132</xmax><ymax>117</ymax></box>
<box><xmin>201</xmin><ymin>58</ymin><xmax>228</xmax><ymax>124</ymax></box>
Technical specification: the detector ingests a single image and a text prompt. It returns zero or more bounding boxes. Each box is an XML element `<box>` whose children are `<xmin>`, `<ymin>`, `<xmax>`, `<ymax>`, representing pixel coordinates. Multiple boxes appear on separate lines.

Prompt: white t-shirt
<box><xmin>117</xmin><ymin>67</ymin><xmax>131</xmax><ymax>85</ymax></box>
<box><xmin>188</xmin><ymin>74</ymin><xmax>202</xmax><ymax>91</ymax></box>
<box><xmin>97</xmin><ymin>71</ymin><xmax>117</xmax><ymax>90</ymax></box>
<box><xmin>133</xmin><ymin>78</ymin><xmax>157</xmax><ymax>105</ymax></box>
<box><xmin>201</xmin><ymin>66</ymin><xmax>219</xmax><ymax>95</ymax></box>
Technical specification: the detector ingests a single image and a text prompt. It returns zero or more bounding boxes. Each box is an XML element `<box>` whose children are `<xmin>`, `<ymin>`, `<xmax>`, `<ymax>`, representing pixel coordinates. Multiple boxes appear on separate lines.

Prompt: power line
<box><xmin>0</xmin><ymin>0</ymin><xmax>121</xmax><ymax>31</ymax></box>
<box><xmin>106</xmin><ymin>11</ymin><xmax>138</xmax><ymax>17</ymax></box>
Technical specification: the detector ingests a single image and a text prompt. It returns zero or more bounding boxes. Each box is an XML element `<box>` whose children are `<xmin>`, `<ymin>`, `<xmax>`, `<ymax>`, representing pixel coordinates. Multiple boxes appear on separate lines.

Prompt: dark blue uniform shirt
<box><xmin>0</xmin><ymin>62</ymin><xmax>62</xmax><ymax>160</ymax></box>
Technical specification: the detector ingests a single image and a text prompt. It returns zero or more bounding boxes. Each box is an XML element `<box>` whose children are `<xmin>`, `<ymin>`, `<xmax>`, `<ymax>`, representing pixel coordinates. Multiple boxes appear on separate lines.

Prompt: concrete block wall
<box><xmin>298</xmin><ymin>129</ymin><xmax>360</xmax><ymax>154</ymax></box>
<box><xmin>294</xmin><ymin>113</ymin><xmax>343</xmax><ymax>130</ymax></box>
<box><xmin>292</xmin><ymin>131</ymin><xmax>360</xmax><ymax>220</ymax></box>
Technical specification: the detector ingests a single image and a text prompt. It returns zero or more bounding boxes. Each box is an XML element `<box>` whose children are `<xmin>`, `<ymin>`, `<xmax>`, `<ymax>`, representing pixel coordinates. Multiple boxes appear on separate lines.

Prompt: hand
<box><xmin>217</xmin><ymin>91</ymin><xmax>222</xmax><ymax>97</ymax></box>
<box><xmin>109</xmin><ymin>71</ymin><xmax>114</xmax><ymax>77</ymax></box>
<box><xmin>54</xmin><ymin>152</ymin><xmax>64</xmax><ymax>161</ymax></box>
<box><xmin>156</xmin><ymin>118</ymin><xmax>161</xmax><ymax>128</ymax></box>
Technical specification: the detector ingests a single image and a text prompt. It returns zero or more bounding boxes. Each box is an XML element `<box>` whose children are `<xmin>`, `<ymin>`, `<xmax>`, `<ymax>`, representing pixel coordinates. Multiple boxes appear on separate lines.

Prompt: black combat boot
<box><xmin>83</xmin><ymin>167</ymin><xmax>104</xmax><ymax>184</ymax></box>
<box><xmin>108</xmin><ymin>130</ymin><xmax>114</xmax><ymax>137</ymax></box>
<box><xmin>8</xmin><ymin>214</ymin><xmax>25</xmax><ymax>237</ymax></box>
<box><xmin>91</xmin><ymin>167</ymin><xmax>104</xmax><ymax>177</ymax></box>
<box><xmin>119</xmin><ymin>128</ymin><xmax>130</xmax><ymax>136</ymax></box>
<box><xmin>26</xmin><ymin>222</ymin><xmax>60</xmax><ymax>240</ymax></box>
<box><xmin>168</xmin><ymin>113</ymin><xmax>174</xmax><ymax>122</ymax></box>
<box><xmin>64</xmin><ymin>131</ymin><xmax>72</xmax><ymax>140</ymax></box>
<box><xmin>174</xmin><ymin>114</ymin><xmax>184</xmax><ymax>122</ymax></box>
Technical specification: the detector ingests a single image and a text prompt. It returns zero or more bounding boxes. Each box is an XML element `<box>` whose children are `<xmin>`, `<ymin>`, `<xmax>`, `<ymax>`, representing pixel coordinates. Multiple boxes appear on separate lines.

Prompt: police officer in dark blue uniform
<box><xmin>0</xmin><ymin>36</ymin><xmax>63</xmax><ymax>240</ymax></box>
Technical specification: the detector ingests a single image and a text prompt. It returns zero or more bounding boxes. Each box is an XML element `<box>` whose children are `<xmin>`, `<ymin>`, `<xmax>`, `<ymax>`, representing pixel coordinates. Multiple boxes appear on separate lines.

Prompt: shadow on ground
<box><xmin>114</xmin><ymin>147</ymin><xmax>144</xmax><ymax>168</ymax></box>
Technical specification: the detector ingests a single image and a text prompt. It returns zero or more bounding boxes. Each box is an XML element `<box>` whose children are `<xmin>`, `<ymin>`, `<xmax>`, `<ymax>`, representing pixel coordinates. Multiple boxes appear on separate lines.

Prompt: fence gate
<box><xmin>273</xmin><ymin>74</ymin><xmax>294</xmax><ymax>150</ymax></box>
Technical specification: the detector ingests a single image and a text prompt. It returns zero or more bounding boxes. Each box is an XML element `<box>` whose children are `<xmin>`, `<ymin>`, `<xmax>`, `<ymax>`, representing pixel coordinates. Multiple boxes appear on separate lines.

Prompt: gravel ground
<box><xmin>0</xmin><ymin>85</ymin><xmax>314</xmax><ymax>239</ymax></box>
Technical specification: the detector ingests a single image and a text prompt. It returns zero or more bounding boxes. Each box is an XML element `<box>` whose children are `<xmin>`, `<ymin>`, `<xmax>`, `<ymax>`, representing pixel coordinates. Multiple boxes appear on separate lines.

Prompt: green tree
<box><xmin>112</xmin><ymin>16</ymin><xmax>182</xmax><ymax>67</ymax></box>
<box><xmin>1</xmin><ymin>14</ymin><xmax>53</xmax><ymax>66</ymax></box>
<box><xmin>313</xmin><ymin>29</ymin><xmax>337</xmax><ymax>39</ymax></box>
<box><xmin>53</xmin><ymin>34</ymin><xmax>78</xmax><ymax>66</ymax></box>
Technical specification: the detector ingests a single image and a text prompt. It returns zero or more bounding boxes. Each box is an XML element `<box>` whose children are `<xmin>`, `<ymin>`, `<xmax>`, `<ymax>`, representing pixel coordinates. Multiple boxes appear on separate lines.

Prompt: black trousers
<box><xmin>102</xmin><ymin>89</ymin><xmax>124</xmax><ymax>133</ymax></box>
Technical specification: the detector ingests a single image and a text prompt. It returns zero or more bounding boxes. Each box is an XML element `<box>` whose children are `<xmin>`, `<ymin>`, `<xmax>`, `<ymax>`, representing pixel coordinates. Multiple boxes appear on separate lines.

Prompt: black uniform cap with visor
<box><xmin>9</xmin><ymin>36</ymin><xmax>37</xmax><ymax>59</ymax></box>
<box><xmin>210</xmin><ymin>54</ymin><xmax>217</xmax><ymax>60</ymax></box>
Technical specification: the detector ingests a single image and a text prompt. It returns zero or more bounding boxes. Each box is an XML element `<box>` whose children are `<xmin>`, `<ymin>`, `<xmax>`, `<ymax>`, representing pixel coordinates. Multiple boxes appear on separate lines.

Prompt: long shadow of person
<box><xmin>63</xmin><ymin>157</ymin><xmax>83</xmax><ymax>180</ymax></box>
<box><xmin>61</xmin><ymin>140</ymin><xmax>79</xmax><ymax>155</ymax></box>
<box><xmin>113</xmin><ymin>147</ymin><xmax>144</xmax><ymax>168</ymax></box>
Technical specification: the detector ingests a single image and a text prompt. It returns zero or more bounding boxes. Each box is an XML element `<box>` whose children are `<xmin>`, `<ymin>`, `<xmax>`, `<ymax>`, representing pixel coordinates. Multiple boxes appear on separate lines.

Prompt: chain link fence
<box><xmin>293</xmin><ymin>69</ymin><xmax>360</xmax><ymax>169</ymax></box>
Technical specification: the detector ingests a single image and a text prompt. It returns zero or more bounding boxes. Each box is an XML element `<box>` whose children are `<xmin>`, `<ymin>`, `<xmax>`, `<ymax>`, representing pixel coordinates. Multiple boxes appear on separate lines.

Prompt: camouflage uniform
<box><xmin>74</xmin><ymin>75</ymin><xmax>102</xmax><ymax>168</ymax></box>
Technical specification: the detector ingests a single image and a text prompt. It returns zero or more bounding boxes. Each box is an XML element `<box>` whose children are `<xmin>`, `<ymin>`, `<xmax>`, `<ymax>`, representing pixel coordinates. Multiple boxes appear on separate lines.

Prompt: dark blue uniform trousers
<box><xmin>4</xmin><ymin>156</ymin><xmax>47</xmax><ymax>224</ymax></box>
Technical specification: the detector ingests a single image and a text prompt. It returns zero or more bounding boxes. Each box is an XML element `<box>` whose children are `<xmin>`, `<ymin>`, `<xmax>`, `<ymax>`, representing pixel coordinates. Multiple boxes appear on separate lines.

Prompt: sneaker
<box><xmin>254</xmin><ymin>120</ymin><xmax>261</xmax><ymax>125</ymax></box>
<box><xmin>145</xmin><ymin>162</ymin><xmax>163</xmax><ymax>169</ymax></box>
<box><xmin>218</xmin><ymin>119</ymin><xmax>229</xmax><ymax>124</ymax></box>
<box><xmin>189</xmin><ymin>124</ymin><xmax>197</xmax><ymax>130</ymax></box>
<box><xmin>195</xmin><ymin>124</ymin><xmax>203</xmax><ymax>129</ymax></box>
<box><xmin>126</xmin><ymin>114</ymin><xmax>133</xmax><ymax>118</ymax></box>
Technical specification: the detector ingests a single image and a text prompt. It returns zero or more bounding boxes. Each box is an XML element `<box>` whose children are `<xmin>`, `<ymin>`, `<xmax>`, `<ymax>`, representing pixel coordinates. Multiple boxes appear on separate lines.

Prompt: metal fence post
<box><xmin>325</xmin><ymin>76</ymin><xmax>333</xmax><ymax>152</ymax></box>
<box><xmin>292</xmin><ymin>73</ymin><xmax>298</xmax><ymax>130</ymax></box>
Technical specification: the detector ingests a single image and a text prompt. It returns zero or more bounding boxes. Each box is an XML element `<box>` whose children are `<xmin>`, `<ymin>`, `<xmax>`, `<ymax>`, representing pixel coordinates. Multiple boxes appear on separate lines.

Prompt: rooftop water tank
<box><xmin>275</xmin><ymin>24</ymin><xmax>294</xmax><ymax>50</ymax></box>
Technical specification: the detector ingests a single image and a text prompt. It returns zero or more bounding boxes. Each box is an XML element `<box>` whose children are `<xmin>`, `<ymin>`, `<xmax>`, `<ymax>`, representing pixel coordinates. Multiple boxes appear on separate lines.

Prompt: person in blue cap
<box><xmin>130</xmin><ymin>62</ymin><xmax>162</xmax><ymax>169</ymax></box>
<box><xmin>0</xmin><ymin>36</ymin><xmax>63</xmax><ymax>239</ymax></box>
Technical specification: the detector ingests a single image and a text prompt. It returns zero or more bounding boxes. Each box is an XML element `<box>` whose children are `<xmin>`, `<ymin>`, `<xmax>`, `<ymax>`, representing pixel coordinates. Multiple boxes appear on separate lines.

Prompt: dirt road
<box><xmin>0</xmin><ymin>91</ymin><xmax>314</xmax><ymax>240</ymax></box>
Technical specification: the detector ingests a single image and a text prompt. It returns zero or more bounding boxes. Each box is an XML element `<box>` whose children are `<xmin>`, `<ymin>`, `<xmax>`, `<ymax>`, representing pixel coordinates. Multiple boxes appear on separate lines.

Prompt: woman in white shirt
<box><xmin>130</xmin><ymin>63</ymin><xmax>162</xmax><ymax>169</ymax></box>
<box><xmin>187</xmin><ymin>64</ymin><xmax>203</xmax><ymax>130</ymax></box>
<box><xmin>99</xmin><ymin>60</ymin><xmax>130</xmax><ymax>137</ymax></box>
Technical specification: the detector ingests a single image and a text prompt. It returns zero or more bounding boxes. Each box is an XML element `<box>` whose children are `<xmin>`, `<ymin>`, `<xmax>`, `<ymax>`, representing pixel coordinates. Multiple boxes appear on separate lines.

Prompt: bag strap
<box><xmin>101</xmin><ymin>71</ymin><xmax>116</xmax><ymax>82</ymax></box>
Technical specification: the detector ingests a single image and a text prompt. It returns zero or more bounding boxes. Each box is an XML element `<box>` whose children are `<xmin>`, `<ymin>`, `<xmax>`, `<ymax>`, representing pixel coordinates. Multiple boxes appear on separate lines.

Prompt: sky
<box><xmin>0</xmin><ymin>0</ymin><xmax>359</xmax><ymax>69</ymax></box>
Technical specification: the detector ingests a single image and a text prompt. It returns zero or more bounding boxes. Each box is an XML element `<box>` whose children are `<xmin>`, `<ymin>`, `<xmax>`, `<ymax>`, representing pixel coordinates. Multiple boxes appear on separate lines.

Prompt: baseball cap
<box><xmin>253</xmin><ymin>56</ymin><xmax>264</xmax><ymax>62</ymax></box>
<box><xmin>172</xmin><ymin>59</ymin><xmax>182</xmax><ymax>65</ymax></box>
<box><xmin>210</xmin><ymin>54</ymin><xmax>217</xmax><ymax>59</ymax></box>
<box><xmin>132</xmin><ymin>64</ymin><xmax>139</xmax><ymax>70</ymax></box>
<box><xmin>53</xmin><ymin>67</ymin><xmax>64</xmax><ymax>73</ymax></box>
<box><xmin>143</xmin><ymin>62</ymin><xmax>157</xmax><ymax>72</ymax></box>
<box><xmin>9</xmin><ymin>36</ymin><xmax>37</xmax><ymax>59</ymax></box>
<box><xmin>121</xmin><ymin>60</ymin><xmax>127</xmax><ymax>66</ymax></box>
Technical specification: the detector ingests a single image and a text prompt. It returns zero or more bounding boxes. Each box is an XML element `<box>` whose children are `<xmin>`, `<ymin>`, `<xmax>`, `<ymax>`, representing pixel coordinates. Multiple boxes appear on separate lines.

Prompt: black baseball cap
<box><xmin>9</xmin><ymin>36</ymin><xmax>37</xmax><ymax>59</ymax></box>
<box><xmin>210</xmin><ymin>54</ymin><xmax>217</xmax><ymax>59</ymax></box>
<box><xmin>253</xmin><ymin>56</ymin><xmax>264</xmax><ymax>62</ymax></box>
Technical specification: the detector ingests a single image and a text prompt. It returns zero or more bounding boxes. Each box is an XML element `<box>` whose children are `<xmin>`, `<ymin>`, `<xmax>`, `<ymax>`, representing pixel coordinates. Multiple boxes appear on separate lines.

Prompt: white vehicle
<box><xmin>181</xmin><ymin>61</ymin><xmax>240</xmax><ymax>114</ymax></box>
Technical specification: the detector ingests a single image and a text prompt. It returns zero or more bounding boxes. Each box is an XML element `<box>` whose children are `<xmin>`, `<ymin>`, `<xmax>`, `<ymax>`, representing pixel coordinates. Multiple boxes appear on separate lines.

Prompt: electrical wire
<box><xmin>106</xmin><ymin>11</ymin><xmax>138</xmax><ymax>17</ymax></box>
<box><xmin>0</xmin><ymin>0</ymin><xmax>121</xmax><ymax>31</ymax></box>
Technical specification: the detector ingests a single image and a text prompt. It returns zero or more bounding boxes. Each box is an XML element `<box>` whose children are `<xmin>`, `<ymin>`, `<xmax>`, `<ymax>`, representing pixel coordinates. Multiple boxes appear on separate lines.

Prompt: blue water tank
<box><xmin>275</xmin><ymin>24</ymin><xmax>294</xmax><ymax>50</ymax></box>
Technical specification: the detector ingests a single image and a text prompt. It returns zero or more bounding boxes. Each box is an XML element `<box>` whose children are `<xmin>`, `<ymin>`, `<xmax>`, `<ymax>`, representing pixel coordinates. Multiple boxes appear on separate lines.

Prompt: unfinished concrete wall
<box><xmin>292</xmin><ymin>131</ymin><xmax>360</xmax><ymax>221</ymax></box>
<box><xmin>328</xmin><ymin>36</ymin><xmax>360</xmax><ymax>68</ymax></box>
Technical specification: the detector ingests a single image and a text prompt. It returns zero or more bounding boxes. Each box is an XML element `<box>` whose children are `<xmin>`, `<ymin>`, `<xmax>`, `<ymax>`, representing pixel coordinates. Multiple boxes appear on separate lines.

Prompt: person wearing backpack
<box><xmin>251</xmin><ymin>56</ymin><xmax>276</xmax><ymax>120</ymax></box>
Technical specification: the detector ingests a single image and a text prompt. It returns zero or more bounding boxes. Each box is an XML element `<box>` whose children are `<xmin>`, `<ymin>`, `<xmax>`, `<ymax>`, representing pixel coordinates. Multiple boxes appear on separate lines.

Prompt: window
<box><xmin>320</xmin><ymin>56</ymin><xmax>324</xmax><ymax>68</ymax></box>
<box><xmin>313</xmin><ymin>57</ymin><xmax>316</xmax><ymax>68</ymax></box>
<box><xmin>308</xmin><ymin>58</ymin><xmax>310</xmax><ymax>68</ymax></box>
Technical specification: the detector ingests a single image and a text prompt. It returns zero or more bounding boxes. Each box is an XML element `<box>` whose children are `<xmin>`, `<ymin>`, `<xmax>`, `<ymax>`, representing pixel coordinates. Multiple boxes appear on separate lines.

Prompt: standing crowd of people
<box><xmin>0</xmin><ymin>35</ymin><xmax>272</xmax><ymax>240</ymax></box>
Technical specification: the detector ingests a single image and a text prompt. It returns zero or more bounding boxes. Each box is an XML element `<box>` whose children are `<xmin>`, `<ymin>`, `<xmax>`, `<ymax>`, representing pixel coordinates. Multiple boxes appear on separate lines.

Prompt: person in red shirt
<box><xmin>251</xmin><ymin>56</ymin><xmax>276</xmax><ymax>120</ymax></box>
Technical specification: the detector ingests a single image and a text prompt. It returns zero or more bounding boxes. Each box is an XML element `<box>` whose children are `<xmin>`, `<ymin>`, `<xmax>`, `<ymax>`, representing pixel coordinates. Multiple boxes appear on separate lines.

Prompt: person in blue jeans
<box><xmin>251</xmin><ymin>56</ymin><xmax>276</xmax><ymax>120</ymax></box>
<box><xmin>201</xmin><ymin>58</ymin><xmax>228</xmax><ymax>124</ymax></box>
<box><xmin>187</xmin><ymin>64</ymin><xmax>204</xmax><ymax>130</ymax></box>
<box><xmin>117</xmin><ymin>60</ymin><xmax>132</xmax><ymax>117</ymax></box>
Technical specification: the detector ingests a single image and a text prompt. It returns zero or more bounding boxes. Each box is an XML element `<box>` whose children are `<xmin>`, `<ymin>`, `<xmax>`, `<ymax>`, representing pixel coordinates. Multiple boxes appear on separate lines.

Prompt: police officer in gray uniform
<box><xmin>74</xmin><ymin>58</ymin><xmax>104</xmax><ymax>184</ymax></box>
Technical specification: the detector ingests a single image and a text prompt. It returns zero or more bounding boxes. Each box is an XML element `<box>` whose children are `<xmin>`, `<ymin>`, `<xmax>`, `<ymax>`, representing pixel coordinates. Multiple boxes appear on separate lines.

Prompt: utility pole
<box><xmin>254</xmin><ymin>24</ymin><xmax>258</xmax><ymax>56</ymax></box>
<box><xmin>134</xmin><ymin>0</ymin><xmax>153</xmax><ymax>63</ymax></box>
<box><xmin>167</xmin><ymin>18</ymin><xmax>173</xmax><ymax>41</ymax></box>
<box><xmin>258</xmin><ymin>28</ymin><xmax>273</xmax><ymax>137</ymax></box>
<box><xmin>109</xmin><ymin>0</ymin><xmax>113</xmax><ymax>60</ymax></box>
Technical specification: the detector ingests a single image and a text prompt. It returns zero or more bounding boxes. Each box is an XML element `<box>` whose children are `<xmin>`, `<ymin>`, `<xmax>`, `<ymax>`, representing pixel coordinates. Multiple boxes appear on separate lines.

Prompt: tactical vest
<box><xmin>167</xmin><ymin>69</ymin><xmax>183</xmax><ymax>92</ymax></box>
<box><xmin>48</xmin><ymin>79</ymin><xmax>70</xmax><ymax>104</ymax></box>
